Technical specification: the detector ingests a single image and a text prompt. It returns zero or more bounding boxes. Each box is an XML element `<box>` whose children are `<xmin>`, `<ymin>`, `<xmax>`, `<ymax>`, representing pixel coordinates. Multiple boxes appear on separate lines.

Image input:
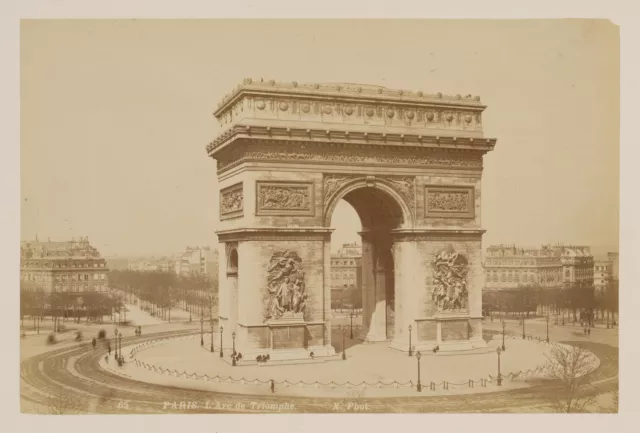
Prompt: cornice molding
<box><xmin>216</xmin><ymin>227</ymin><xmax>334</xmax><ymax>243</ymax></box>
<box><xmin>390</xmin><ymin>228</ymin><xmax>486</xmax><ymax>242</ymax></box>
<box><xmin>207</xmin><ymin>124</ymin><xmax>497</xmax><ymax>155</ymax></box>
<box><xmin>214</xmin><ymin>79</ymin><xmax>485</xmax><ymax>117</ymax></box>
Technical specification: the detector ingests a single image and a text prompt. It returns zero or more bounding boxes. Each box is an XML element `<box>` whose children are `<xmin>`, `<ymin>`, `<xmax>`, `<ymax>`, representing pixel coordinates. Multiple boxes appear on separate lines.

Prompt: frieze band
<box><xmin>231</xmin><ymin>97</ymin><xmax>484</xmax><ymax>131</ymax></box>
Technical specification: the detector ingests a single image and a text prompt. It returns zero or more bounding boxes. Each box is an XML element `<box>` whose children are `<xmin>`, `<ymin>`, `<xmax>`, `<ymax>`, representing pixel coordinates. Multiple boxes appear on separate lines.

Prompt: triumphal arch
<box><xmin>208</xmin><ymin>79</ymin><xmax>497</xmax><ymax>360</ymax></box>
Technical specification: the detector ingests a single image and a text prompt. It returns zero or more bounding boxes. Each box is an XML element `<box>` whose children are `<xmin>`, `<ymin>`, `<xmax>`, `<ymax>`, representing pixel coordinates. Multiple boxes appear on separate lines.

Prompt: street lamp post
<box><xmin>210</xmin><ymin>319</ymin><xmax>214</xmax><ymax>352</ymax></box>
<box><xmin>350</xmin><ymin>312</ymin><xmax>354</xmax><ymax>340</ymax></box>
<box><xmin>496</xmin><ymin>347</ymin><xmax>503</xmax><ymax>386</ymax></box>
<box><xmin>341</xmin><ymin>326</ymin><xmax>346</xmax><ymax>360</ymax></box>
<box><xmin>118</xmin><ymin>332</ymin><xmax>123</xmax><ymax>362</ymax></box>
<box><xmin>416</xmin><ymin>351</ymin><xmax>422</xmax><ymax>392</ymax></box>
<box><xmin>114</xmin><ymin>328</ymin><xmax>119</xmax><ymax>359</ymax></box>
<box><xmin>219</xmin><ymin>326</ymin><xmax>224</xmax><ymax>358</ymax></box>
<box><xmin>546</xmin><ymin>315</ymin><xmax>550</xmax><ymax>343</ymax></box>
<box><xmin>501</xmin><ymin>321</ymin><xmax>506</xmax><ymax>351</ymax></box>
<box><xmin>200</xmin><ymin>317</ymin><xmax>204</xmax><ymax>346</ymax></box>
<box><xmin>408</xmin><ymin>325</ymin><xmax>413</xmax><ymax>357</ymax></box>
<box><xmin>232</xmin><ymin>332</ymin><xmax>237</xmax><ymax>366</ymax></box>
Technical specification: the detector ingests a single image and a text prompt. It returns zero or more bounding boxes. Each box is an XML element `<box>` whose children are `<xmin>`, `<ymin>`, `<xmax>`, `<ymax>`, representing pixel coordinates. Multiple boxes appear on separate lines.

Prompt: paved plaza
<box><xmin>101</xmin><ymin>330</ymin><xmax>597</xmax><ymax>398</ymax></box>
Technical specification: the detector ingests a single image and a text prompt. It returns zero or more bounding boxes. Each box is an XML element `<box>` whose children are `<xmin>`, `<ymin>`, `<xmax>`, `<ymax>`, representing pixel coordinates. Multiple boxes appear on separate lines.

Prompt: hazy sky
<box><xmin>20</xmin><ymin>19</ymin><xmax>619</xmax><ymax>257</ymax></box>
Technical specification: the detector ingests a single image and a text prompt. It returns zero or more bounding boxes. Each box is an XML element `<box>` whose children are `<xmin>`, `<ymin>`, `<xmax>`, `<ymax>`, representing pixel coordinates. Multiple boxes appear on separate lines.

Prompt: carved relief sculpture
<box><xmin>424</xmin><ymin>185</ymin><xmax>475</xmax><ymax>218</ymax></box>
<box><xmin>260</xmin><ymin>186</ymin><xmax>309</xmax><ymax>210</ymax></box>
<box><xmin>386</xmin><ymin>176</ymin><xmax>415</xmax><ymax>211</ymax></box>
<box><xmin>432</xmin><ymin>249</ymin><xmax>469</xmax><ymax>313</ymax></box>
<box><xmin>323</xmin><ymin>175</ymin><xmax>357</xmax><ymax>206</ymax></box>
<box><xmin>264</xmin><ymin>251</ymin><xmax>307</xmax><ymax>321</ymax></box>
<box><xmin>256</xmin><ymin>181</ymin><xmax>314</xmax><ymax>216</ymax></box>
<box><xmin>428</xmin><ymin>191</ymin><xmax>468</xmax><ymax>212</ymax></box>
<box><xmin>220</xmin><ymin>183</ymin><xmax>243</xmax><ymax>218</ymax></box>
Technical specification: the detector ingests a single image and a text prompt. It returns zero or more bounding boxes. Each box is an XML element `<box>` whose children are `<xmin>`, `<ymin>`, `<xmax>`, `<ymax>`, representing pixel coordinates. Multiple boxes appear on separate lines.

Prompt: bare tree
<box><xmin>45</xmin><ymin>386</ymin><xmax>83</xmax><ymax>414</ymax></box>
<box><xmin>544</xmin><ymin>344</ymin><xmax>597</xmax><ymax>413</ymax></box>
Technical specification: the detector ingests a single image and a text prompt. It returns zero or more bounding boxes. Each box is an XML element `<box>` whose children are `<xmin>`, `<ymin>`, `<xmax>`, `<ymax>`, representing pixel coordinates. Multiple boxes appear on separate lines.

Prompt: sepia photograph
<box><xmin>13</xmin><ymin>15</ymin><xmax>625</xmax><ymax>423</ymax></box>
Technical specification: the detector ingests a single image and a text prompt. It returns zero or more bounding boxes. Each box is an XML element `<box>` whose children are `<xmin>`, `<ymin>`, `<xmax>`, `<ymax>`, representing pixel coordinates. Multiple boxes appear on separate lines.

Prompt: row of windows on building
<box><xmin>486</xmin><ymin>268</ymin><xmax>594</xmax><ymax>282</ymax></box>
<box><xmin>572</xmin><ymin>270</ymin><xmax>594</xmax><ymax>280</ymax></box>
<box><xmin>331</xmin><ymin>260</ymin><xmax>358</xmax><ymax>266</ymax></box>
<box><xmin>333</xmin><ymin>279</ymin><xmax>357</xmax><ymax>286</ymax></box>
<box><xmin>22</xmin><ymin>261</ymin><xmax>107</xmax><ymax>269</ymax></box>
<box><xmin>485</xmin><ymin>270</ymin><xmax>561</xmax><ymax>283</ymax></box>
<box><xmin>53</xmin><ymin>283</ymin><xmax>109</xmax><ymax>292</ymax></box>
<box><xmin>23</xmin><ymin>273</ymin><xmax>107</xmax><ymax>282</ymax></box>
<box><xmin>331</xmin><ymin>271</ymin><xmax>357</xmax><ymax>278</ymax></box>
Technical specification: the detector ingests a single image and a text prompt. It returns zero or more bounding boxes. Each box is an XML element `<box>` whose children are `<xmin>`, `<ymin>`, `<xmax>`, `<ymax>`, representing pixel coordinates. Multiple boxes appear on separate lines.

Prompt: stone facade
<box><xmin>484</xmin><ymin>244</ymin><xmax>594</xmax><ymax>291</ymax></box>
<box><xmin>208</xmin><ymin>79</ymin><xmax>498</xmax><ymax>358</ymax></box>
<box><xmin>20</xmin><ymin>236</ymin><xmax>109</xmax><ymax>294</ymax></box>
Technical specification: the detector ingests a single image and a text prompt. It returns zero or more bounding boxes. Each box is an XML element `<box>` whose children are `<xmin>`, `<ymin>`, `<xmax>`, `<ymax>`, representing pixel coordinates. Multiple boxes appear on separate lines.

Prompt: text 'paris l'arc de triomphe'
<box><xmin>207</xmin><ymin>79</ymin><xmax>497</xmax><ymax>360</ymax></box>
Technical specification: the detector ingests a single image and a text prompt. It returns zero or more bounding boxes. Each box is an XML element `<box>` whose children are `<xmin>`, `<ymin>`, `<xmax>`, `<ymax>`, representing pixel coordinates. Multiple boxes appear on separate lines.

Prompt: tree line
<box><xmin>20</xmin><ymin>281</ymin><xmax>118</xmax><ymax>332</ymax></box>
<box><xmin>20</xmin><ymin>269</ymin><xmax>219</xmax><ymax>332</ymax></box>
<box><xmin>108</xmin><ymin>269</ymin><xmax>218</xmax><ymax>321</ymax></box>
<box><xmin>483</xmin><ymin>281</ymin><xmax>619</xmax><ymax>325</ymax></box>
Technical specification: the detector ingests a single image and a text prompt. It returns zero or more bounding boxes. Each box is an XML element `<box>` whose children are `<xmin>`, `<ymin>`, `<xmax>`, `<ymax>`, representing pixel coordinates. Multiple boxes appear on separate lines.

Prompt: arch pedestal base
<box><xmin>389</xmin><ymin>314</ymin><xmax>488</xmax><ymax>354</ymax></box>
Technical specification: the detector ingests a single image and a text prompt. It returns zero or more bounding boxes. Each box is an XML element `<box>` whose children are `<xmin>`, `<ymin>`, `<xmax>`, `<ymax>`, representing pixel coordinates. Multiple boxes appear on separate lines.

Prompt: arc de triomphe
<box><xmin>208</xmin><ymin>79</ymin><xmax>497</xmax><ymax>360</ymax></box>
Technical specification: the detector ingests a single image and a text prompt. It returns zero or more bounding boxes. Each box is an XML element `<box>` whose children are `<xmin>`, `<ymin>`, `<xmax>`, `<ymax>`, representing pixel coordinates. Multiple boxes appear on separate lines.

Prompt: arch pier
<box><xmin>208</xmin><ymin>79</ymin><xmax>498</xmax><ymax>360</ymax></box>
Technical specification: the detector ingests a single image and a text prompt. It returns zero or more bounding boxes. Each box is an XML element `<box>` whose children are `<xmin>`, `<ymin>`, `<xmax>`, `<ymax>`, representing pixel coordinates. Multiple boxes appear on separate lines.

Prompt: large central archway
<box><xmin>210</xmin><ymin>79</ymin><xmax>497</xmax><ymax>360</ymax></box>
<box><xmin>326</xmin><ymin>180</ymin><xmax>410</xmax><ymax>342</ymax></box>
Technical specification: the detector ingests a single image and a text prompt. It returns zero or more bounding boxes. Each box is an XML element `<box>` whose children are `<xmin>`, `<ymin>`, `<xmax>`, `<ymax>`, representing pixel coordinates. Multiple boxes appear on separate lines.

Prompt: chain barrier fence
<box><xmin>119</xmin><ymin>330</ymin><xmax>591</xmax><ymax>393</ymax></box>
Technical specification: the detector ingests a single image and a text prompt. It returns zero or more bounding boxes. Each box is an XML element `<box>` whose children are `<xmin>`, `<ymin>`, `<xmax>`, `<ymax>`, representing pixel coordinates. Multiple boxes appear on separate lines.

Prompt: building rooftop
<box><xmin>21</xmin><ymin>237</ymin><xmax>104</xmax><ymax>260</ymax></box>
<box><xmin>486</xmin><ymin>244</ymin><xmax>593</xmax><ymax>258</ymax></box>
<box><xmin>333</xmin><ymin>242</ymin><xmax>362</xmax><ymax>258</ymax></box>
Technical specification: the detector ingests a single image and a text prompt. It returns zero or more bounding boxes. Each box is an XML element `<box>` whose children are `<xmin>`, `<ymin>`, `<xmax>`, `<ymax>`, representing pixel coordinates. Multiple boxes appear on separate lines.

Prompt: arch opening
<box><xmin>226</xmin><ymin>247</ymin><xmax>239</xmax><ymax>337</ymax></box>
<box><xmin>329</xmin><ymin>186</ymin><xmax>404</xmax><ymax>343</ymax></box>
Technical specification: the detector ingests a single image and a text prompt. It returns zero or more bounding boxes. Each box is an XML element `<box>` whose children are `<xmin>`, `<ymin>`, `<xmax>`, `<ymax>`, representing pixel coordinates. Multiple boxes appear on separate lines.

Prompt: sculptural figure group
<box><xmin>432</xmin><ymin>249</ymin><xmax>469</xmax><ymax>312</ymax></box>
<box><xmin>265</xmin><ymin>251</ymin><xmax>307</xmax><ymax>320</ymax></box>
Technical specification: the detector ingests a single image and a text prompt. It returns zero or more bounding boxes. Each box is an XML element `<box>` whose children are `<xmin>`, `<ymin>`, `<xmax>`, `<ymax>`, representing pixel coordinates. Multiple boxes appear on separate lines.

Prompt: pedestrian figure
<box><xmin>107</xmin><ymin>341</ymin><xmax>111</xmax><ymax>356</ymax></box>
<box><xmin>588</xmin><ymin>327</ymin><xmax>591</xmax><ymax>336</ymax></box>
<box><xmin>105</xmin><ymin>355</ymin><xmax>109</xmax><ymax>364</ymax></box>
<box><xmin>92</xmin><ymin>337</ymin><xmax>97</xmax><ymax>349</ymax></box>
<box><xmin>270</xmin><ymin>380</ymin><xmax>275</xmax><ymax>393</ymax></box>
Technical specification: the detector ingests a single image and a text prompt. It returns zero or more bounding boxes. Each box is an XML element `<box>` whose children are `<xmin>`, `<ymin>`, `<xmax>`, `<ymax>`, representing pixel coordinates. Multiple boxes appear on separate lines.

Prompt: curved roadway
<box><xmin>21</xmin><ymin>329</ymin><xmax>618</xmax><ymax>414</ymax></box>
